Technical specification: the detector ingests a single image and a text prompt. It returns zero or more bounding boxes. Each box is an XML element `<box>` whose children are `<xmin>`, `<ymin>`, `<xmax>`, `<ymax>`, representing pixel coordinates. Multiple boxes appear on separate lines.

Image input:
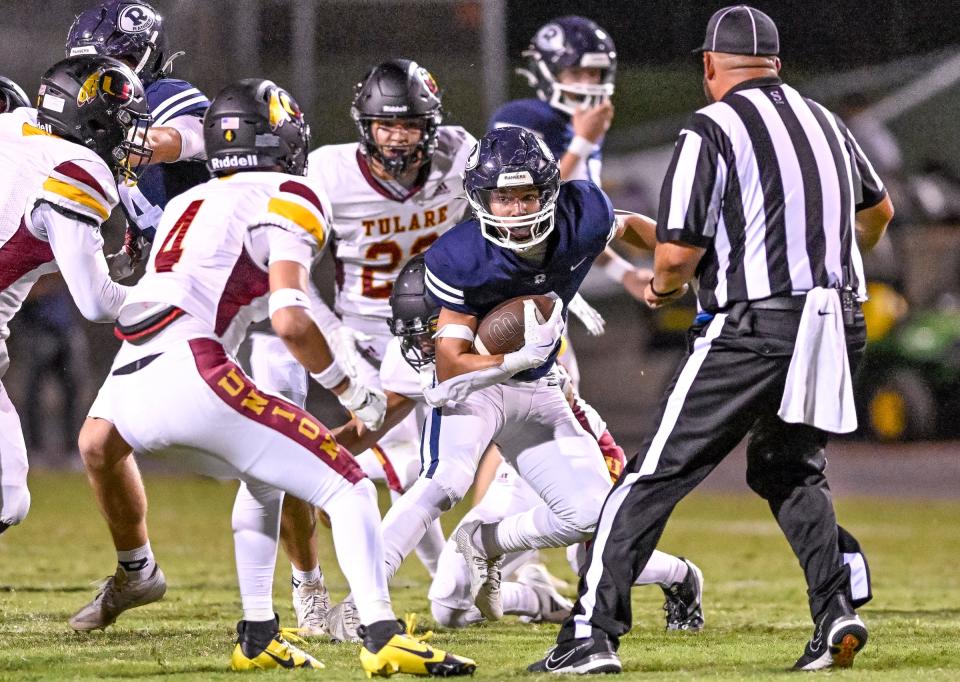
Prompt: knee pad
<box><xmin>554</xmin><ymin>492</ymin><xmax>602</xmax><ymax>538</ymax></box>
<box><xmin>0</xmin><ymin>484</ymin><xmax>30</xmax><ymax>529</ymax></box>
<box><xmin>427</xmin><ymin>463</ymin><xmax>474</xmax><ymax>510</ymax></box>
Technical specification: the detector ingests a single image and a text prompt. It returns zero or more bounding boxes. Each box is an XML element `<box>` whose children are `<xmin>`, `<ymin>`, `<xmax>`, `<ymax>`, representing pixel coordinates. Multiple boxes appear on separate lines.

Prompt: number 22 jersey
<box><xmin>307</xmin><ymin>125</ymin><xmax>474</xmax><ymax>323</ymax></box>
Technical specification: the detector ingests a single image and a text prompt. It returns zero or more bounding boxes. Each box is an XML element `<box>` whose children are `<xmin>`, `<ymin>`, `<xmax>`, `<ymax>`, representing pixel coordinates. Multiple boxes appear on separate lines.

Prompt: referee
<box><xmin>529</xmin><ymin>5</ymin><xmax>895</xmax><ymax>675</ymax></box>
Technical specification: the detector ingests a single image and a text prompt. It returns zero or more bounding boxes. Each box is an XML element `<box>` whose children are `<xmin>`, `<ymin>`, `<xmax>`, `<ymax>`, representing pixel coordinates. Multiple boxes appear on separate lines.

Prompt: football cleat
<box><xmin>231</xmin><ymin>615</ymin><xmax>324</xmax><ymax>671</ymax></box>
<box><xmin>527</xmin><ymin>632</ymin><xmax>621</xmax><ymax>675</ymax></box>
<box><xmin>359</xmin><ymin>619</ymin><xmax>476</xmax><ymax>678</ymax></box>
<box><xmin>326</xmin><ymin>598</ymin><xmax>362</xmax><ymax>643</ymax></box>
<box><xmin>69</xmin><ymin>563</ymin><xmax>167</xmax><ymax>631</ymax></box>
<box><xmin>454</xmin><ymin>520</ymin><xmax>504</xmax><ymax>621</ymax></box>
<box><xmin>516</xmin><ymin>563</ymin><xmax>574</xmax><ymax>624</ymax></box>
<box><xmin>794</xmin><ymin>593</ymin><xmax>868</xmax><ymax>670</ymax></box>
<box><xmin>291</xmin><ymin>575</ymin><xmax>331</xmax><ymax>637</ymax></box>
<box><xmin>662</xmin><ymin>558</ymin><xmax>704</xmax><ymax>632</ymax></box>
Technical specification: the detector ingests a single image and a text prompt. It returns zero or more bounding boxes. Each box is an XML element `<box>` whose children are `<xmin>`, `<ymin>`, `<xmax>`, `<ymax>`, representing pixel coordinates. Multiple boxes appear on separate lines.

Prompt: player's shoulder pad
<box><xmin>265</xmin><ymin>175</ymin><xmax>331</xmax><ymax>248</ymax></box>
<box><xmin>423</xmin><ymin>220</ymin><xmax>484</xmax><ymax>308</ymax></box>
<box><xmin>41</xmin><ymin>154</ymin><xmax>119</xmax><ymax>224</ymax></box>
<box><xmin>434</xmin><ymin>125</ymin><xmax>477</xmax><ymax>161</ymax></box>
<box><xmin>147</xmin><ymin>78</ymin><xmax>210</xmax><ymax>126</ymax></box>
<box><xmin>306</xmin><ymin>142</ymin><xmax>356</xmax><ymax>183</ymax></box>
<box><xmin>488</xmin><ymin>98</ymin><xmax>553</xmax><ymax>135</ymax></box>
<box><xmin>560</xmin><ymin>180</ymin><xmax>615</xmax><ymax>246</ymax></box>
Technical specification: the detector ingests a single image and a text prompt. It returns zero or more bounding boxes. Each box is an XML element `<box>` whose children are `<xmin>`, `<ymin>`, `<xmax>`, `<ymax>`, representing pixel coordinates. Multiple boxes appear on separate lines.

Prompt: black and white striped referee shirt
<box><xmin>656</xmin><ymin>76</ymin><xmax>886</xmax><ymax>313</ymax></box>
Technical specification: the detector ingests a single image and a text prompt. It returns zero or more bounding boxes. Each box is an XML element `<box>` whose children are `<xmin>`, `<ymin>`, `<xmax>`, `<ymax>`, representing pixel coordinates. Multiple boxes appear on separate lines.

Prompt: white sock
<box><xmin>484</xmin><ymin>503</ymin><xmax>587</xmax><ymax>556</ymax></box>
<box><xmin>325</xmin><ymin>479</ymin><xmax>395</xmax><ymax>625</ymax></box>
<box><xmin>117</xmin><ymin>542</ymin><xmax>155</xmax><ymax>581</ymax></box>
<box><xmin>635</xmin><ymin>551</ymin><xmax>688</xmax><ymax>587</ymax></box>
<box><xmin>291</xmin><ymin>564</ymin><xmax>322</xmax><ymax>587</ymax></box>
<box><xmin>502</xmin><ymin>581</ymin><xmax>539</xmax><ymax>617</ymax></box>
<box><xmin>233</xmin><ymin>481</ymin><xmax>282</xmax><ymax>623</ymax></box>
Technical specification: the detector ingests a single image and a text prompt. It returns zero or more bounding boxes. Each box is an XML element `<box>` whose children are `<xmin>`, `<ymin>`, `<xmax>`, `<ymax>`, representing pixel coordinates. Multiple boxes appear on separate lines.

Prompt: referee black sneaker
<box><xmin>527</xmin><ymin>631</ymin><xmax>621</xmax><ymax>674</ymax></box>
<box><xmin>662</xmin><ymin>558</ymin><xmax>704</xmax><ymax>631</ymax></box>
<box><xmin>793</xmin><ymin>593</ymin><xmax>868</xmax><ymax>671</ymax></box>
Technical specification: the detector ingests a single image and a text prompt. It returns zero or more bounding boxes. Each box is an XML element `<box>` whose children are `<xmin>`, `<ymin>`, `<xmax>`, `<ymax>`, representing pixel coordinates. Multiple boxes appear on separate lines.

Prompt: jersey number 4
<box><xmin>154</xmin><ymin>199</ymin><xmax>203</xmax><ymax>273</ymax></box>
<box><xmin>360</xmin><ymin>234</ymin><xmax>438</xmax><ymax>298</ymax></box>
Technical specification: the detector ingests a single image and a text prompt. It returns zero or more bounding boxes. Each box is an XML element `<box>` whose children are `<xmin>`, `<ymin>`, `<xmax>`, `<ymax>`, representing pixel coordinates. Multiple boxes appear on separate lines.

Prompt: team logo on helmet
<box><xmin>77</xmin><ymin>68</ymin><xmax>134</xmax><ymax>108</ymax></box>
<box><xmin>267</xmin><ymin>89</ymin><xmax>298</xmax><ymax>131</ymax></box>
<box><xmin>417</xmin><ymin>67</ymin><xmax>440</xmax><ymax>96</ymax></box>
<box><xmin>77</xmin><ymin>72</ymin><xmax>100</xmax><ymax>107</ymax></box>
<box><xmin>535</xmin><ymin>23</ymin><xmax>565</xmax><ymax>52</ymax></box>
<box><xmin>118</xmin><ymin>4</ymin><xmax>157</xmax><ymax>34</ymax></box>
<box><xmin>465</xmin><ymin>141</ymin><xmax>480</xmax><ymax>170</ymax></box>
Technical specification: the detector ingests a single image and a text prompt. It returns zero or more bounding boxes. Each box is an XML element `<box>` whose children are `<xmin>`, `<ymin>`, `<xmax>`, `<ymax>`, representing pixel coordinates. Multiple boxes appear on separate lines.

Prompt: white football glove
<box><xmin>326</xmin><ymin>325</ymin><xmax>372</xmax><ymax>380</ymax></box>
<box><xmin>501</xmin><ymin>298</ymin><xmax>565</xmax><ymax>376</ymax></box>
<box><xmin>568</xmin><ymin>292</ymin><xmax>605</xmax><ymax>336</ymax></box>
<box><xmin>337</xmin><ymin>380</ymin><xmax>387</xmax><ymax>431</ymax></box>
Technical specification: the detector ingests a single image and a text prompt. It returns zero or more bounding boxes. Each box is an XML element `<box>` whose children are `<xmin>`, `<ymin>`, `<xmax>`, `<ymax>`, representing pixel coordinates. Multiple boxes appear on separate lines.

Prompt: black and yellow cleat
<box><xmin>359</xmin><ymin>619</ymin><xmax>476</xmax><ymax>677</ymax></box>
<box><xmin>230</xmin><ymin>615</ymin><xmax>324</xmax><ymax>671</ymax></box>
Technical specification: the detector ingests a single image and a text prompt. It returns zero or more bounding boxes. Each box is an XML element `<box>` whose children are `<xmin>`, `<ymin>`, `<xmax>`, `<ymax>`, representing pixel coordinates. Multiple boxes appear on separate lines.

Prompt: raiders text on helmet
<box><xmin>389</xmin><ymin>254</ymin><xmax>441</xmax><ymax>369</ymax></box>
<box><xmin>203</xmin><ymin>79</ymin><xmax>310</xmax><ymax>177</ymax></box>
<box><xmin>66</xmin><ymin>1</ymin><xmax>172</xmax><ymax>85</ymax></box>
<box><xmin>351</xmin><ymin>58</ymin><xmax>443</xmax><ymax>178</ymax></box>
<box><xmin>463</xmin><ymin>126</ymin><xmax>560</xmax><ymax>251</ymax></box>
<box><xmin>518</xmin><ymin>15</ymin><xmax>617</xmax><ymax>116</ymax></box>
<box><xmin>38</xmin><ymin>55</ymin><xmax>152</xmax><ymax>180</ymax></box>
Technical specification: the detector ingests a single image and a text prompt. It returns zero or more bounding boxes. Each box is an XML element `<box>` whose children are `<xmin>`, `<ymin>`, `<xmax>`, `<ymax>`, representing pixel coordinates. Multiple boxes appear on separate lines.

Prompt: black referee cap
<box><xmin>695</xmin><ymin>5</ymin><xmax>779</xmax><ymax>56</ymax></box>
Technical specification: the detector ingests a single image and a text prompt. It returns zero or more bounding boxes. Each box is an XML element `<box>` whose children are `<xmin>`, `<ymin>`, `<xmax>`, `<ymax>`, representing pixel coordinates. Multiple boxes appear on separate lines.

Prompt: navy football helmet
<box><xmin>204</xmin><ymin>79</ymin><xmax>310</xmax><ymax>177</ymax></box>
<box><xmin>388</xmin><ymin>255</ymin><xmax>440</xmax><ymax>369</ymax></box>
<box><xmin>66</xmin><ymin>1</ymin><xmax>171</xmax><ymax>85</ymax></box>
<box><xmin>37</xmin><ymin>56</ymin><xmax>152</xmax><ymax>180</ymax></box>
<box><xmin>518</xmin><ymin>15</ymin><xmax>616</xmax><ymax>116</ymax></box>
<box><xmin>463</xmin><ymin>126</ymin><xmax>560</xmax><ymax>251</ymax></box>
<box><xmin>0</xmin><ymin>76</ymin><xmax>29</xmax><ymax>114</ymax></box>
<box><xmin>351</xmin><ymin>59</ymin><xmax>443</xmax><ymax>178</ymax></box>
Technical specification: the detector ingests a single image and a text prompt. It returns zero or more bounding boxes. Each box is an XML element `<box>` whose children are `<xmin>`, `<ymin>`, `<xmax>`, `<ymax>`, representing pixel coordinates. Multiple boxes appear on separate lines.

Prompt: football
<box><xmin>474</xmin><ymin>294</ymin><xmax>556</xmax><ymax>355</ymax></box>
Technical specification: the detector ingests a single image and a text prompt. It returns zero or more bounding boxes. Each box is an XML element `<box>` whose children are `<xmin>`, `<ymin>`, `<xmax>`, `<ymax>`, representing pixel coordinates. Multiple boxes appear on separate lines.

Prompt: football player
<box><xmin>490</xmin><ymin>15</ymin><xmax>649</xmax><ymax>298</ymax></box>
<box><xmin>0</xmin><ymin>76</ymin><xmax>29</xmax><ymax>114</ymax></box>
<box><xmin>330</xmin><ymin>256</ymin><xmax>704</xmax><ymax>632</ymax></box>
<box><xmin>244</xmin><ymin>58</ymin><xmax>473</xmax><ymax>636</ymax></box>
<box><xmin>0</xmin><ymin>56</ymin><xmax>148</xmax><ymax>533</ymax></box>
<box><xmin>66</xmin><ymin>0</ymin><xmax>210</xmax><ymax>273</ymax></box>
<box><xmin>70</xmin><ymin>78</ymin><xmax>476</xmax><ymax>676</ymax></box>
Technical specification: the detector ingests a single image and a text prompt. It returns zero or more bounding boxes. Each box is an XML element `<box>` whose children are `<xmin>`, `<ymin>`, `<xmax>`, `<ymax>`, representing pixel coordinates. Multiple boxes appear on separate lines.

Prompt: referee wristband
<box><xmin>650</xmin><ymin>280</ymin><xmax>682</xmax><ymax>297</ymax></box>
<box><xmin>567</xmin><ymin>135</ymin><xmax>598</xmax><ymax>158</ymax></box>
<box><xmin>310</xmin><ymin>361</ymin><xmax>347</xmax><ymax>390</ymax></box>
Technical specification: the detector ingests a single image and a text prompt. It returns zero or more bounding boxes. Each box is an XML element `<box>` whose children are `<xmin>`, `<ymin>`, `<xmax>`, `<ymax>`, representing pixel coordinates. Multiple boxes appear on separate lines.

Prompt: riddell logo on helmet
<box><xmin>210</xmin><ymin>154</ymin><xmax>259</xmax><ymax>170</ymax></box>
<box><xmin>383</xmin><ymin>104</ymin><xmax>409</xmax><ymax>113</ymax></box>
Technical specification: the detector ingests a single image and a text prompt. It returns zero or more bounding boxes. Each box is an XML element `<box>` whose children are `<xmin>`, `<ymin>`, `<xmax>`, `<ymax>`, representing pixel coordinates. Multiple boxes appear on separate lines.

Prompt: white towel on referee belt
<box><xmin>777</xmin><ymin>287</ymin><xmax>858</xmax><ymax>433</ymax></box>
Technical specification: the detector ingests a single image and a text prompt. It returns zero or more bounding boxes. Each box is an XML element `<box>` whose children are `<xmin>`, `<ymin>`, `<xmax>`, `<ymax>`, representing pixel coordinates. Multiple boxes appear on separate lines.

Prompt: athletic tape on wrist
<box><xmin>268</xmin><ymin>287</ymin><xmax>310</xmax><ymax>318</ymax></box>
<box><xmin>601</xmin><ymin>256</ymin><xmax>632</xmax><ymax>283</ymax></box>
<box><xmin>311</xmin><ymin>361</ymin><xmax>347</xmax><ymax>390</ymax></box>
<box><xmin>568</xmin><ymin>135</ymin><xmax>598</xmax><ymax>158</ymax></box>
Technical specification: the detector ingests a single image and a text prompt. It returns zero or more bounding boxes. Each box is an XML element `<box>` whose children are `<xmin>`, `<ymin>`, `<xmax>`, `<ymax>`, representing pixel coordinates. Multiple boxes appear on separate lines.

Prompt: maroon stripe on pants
<box><xmin>371</xmin><ymin>444</ymin><xmax>404</xmax><ymax>494</ymax></box>
<box><xmin>189</xmin><ymin>337</ymin><xmax>365</xmax><ymax>484</ymax></box>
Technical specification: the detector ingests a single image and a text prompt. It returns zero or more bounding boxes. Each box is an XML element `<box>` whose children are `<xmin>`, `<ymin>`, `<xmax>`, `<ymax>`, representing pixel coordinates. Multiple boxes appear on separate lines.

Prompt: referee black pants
<box><xmin>560</xmin><ymin>304</ymin><xmax>867</xmax><ymax>644</ymax></box>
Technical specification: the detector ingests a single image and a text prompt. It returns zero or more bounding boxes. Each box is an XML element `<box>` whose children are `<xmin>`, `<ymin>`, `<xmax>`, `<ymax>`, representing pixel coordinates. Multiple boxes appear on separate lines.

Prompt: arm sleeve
<box><xmin>163</xmin><ymin>114</ymin><xmax>206</xmax><ymax>161</ymax></box>
<box><xmin>34</xmin><ymin>203</ymin><xmax>127</xmax><ymax>322</ymax></box>
<box><xmin>839</xmin><ymin>122</ymin><xmax>887</xmax><ymax>211</ymax></box>
<box><xmin>655</xmin><ymin>128</ymin><xmax>724</xmax><ymax>248</ymax></box>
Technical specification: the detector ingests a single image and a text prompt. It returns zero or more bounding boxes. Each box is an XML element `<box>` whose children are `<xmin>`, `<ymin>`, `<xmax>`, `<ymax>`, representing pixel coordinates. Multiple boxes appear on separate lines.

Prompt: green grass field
<box><xmin>1</xmin><ymin>470</ymin><xmax>958</xmax><ymax>680</ymax></box>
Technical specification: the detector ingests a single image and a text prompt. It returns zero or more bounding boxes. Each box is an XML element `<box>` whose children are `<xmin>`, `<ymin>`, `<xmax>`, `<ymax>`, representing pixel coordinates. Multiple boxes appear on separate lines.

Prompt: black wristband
<box><xmin>650</xmin><ymin>280</ymin><xmax>681</xmax><ymax>297</ymax></box>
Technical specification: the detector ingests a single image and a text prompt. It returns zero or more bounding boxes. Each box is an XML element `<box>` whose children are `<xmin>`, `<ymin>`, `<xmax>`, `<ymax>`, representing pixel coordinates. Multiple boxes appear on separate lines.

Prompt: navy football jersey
<box><xmin>424</xmin><ymin>180</ymin><xmax>614</xmax><ymax>380</ymax></box>
<box><xmin>121</xmin><ymin>78</ymin><xmax>210</xmax><ymax>240</ymax></box>
<box><xmin>488</xmin><ymin>98</ymin><xmax>603</xmax><ymax>184</ymax></box>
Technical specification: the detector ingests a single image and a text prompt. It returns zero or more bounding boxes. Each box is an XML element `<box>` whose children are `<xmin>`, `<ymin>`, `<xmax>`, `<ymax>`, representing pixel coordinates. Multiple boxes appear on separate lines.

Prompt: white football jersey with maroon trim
<box><xmin>307</xmin><ymin>125</ymin><xmax>474</xmax><ymax>323</ymax></box>
<box><xmin>123</xmin><ymin>171</ymin><xmax>331</xmax><ymax>354</ymax></box>
<box><xmin>0</xmin><ymin>108</ymin><xmax>118</xmax><ymax>339</ymax></box>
